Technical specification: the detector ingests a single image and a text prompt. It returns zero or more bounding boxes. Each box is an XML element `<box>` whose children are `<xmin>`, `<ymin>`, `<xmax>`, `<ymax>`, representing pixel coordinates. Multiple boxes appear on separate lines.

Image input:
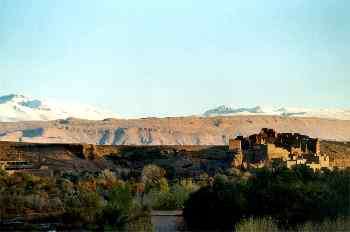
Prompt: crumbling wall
<box><xmin>330</xmin><ymin>157</ymin><xmax>350</xmax><ymax>169</ymax></box>
<box><xmin>229</xmin><ymin>139</ymin><xmax>242</xmax><ymax>153</ymax></box>
<box><xmin>267</xmin><ymin>144</ymin><xmax>289</xmax><ymax>161</ymax></box>
<box><xmin>290</xmin><ymin>147</ymin><xmax>303</xmax><ymax>155</ymax></box>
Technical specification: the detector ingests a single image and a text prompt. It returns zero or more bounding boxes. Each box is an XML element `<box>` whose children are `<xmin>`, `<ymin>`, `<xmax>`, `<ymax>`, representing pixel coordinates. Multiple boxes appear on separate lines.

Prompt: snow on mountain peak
<box><xmin>204</xmin><ymin>105</ymin><xmax>265</xmax><ymax>116</ymax></box>
<box><xmin>0</xmin><ymin>94</ymin><xmax>118</xmax><ymax>122</ymax></box>
<box><xmin>204</xmin><ymin>105</ymin><xmax>350</xmax><ymax>120</ymax></box>
<box><xmin>1</xmin><ymin>94</ymin><xmax>349</xmax><ymax>122</ymax></box>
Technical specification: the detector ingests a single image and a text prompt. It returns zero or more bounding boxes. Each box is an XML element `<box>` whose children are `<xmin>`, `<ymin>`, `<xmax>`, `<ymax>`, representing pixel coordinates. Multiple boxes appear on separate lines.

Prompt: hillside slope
<box><xmin>0</xmin><ymin>116</ymin><xmax>349</xmax><ymax>145</ymax></box>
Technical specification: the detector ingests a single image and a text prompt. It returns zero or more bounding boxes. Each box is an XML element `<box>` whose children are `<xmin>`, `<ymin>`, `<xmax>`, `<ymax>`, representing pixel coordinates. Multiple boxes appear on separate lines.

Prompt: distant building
<box><xmin>229</xmin><ymin>128</ymin><xmax>330</xmax><ymax>171</ymax></box>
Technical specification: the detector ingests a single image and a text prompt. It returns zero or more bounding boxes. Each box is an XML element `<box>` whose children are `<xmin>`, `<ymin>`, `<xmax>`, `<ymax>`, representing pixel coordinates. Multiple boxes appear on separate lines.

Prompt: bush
<box><xmin>159</xmin><ymin>178</ymin><xmax>169</xmax><ymax>193</ymax></box>
<box><xmin>183</xmin><ymin>168</ymin><xmax>350</xmax><ymax>230</ymax></box>
<box><xmin>47</xmin><ymin>197</ymin><xmax>63</xmax><ymax>210</ymax></box>
<box><xmin>62</xmin><ymin>188</ymin><xmax>105</xmax><ymax>225</ymax></box>
<box><xmin>150</xmin><ymin>191</ymin><xmax>178</xmax><ymax>210</ymax></box>
<box><xmin>0</xmin><ymin>191</ymin><xmax>26</xmax><ymax>213</ymax></box>
<box><xmin>98</xmin><ymin>184</ymin><xmax>133</xmax><ymax>229</ymax></box>
<box><xmin>246</xmin><ymin>167</ymin><xmax>348</xmax><ymax>227</ymax></box>
<box><xmin>24</xmin><ymin>194</ymin><xmax>48</xmax><ymax>210</ymax></box>
<box><xmin>0</xmin><ymin>170</ymin><xmax>151</xmax><ymax>229</ymax></box>
<box><xmin>126</xmin><ymin>216</ymin><xmax>153</xmax><ymax>232</ymax></box>
<box><xmin>184</xmin><ymin>180</ymin><xmax>246</xmax><ymax>231</ymax></box>
<box><xmin>179</xmin><ymin>178</ymin><xmax>199</xmax><ymax>192</ymax></box>
<box><xmin>142</xmin><ymin>165</ymin><xmax>166</xmax><ymax>192</ymax></box>
<box><xmin>0</xmin><ymin>169</ymin><xmax>7</xmax><ymax>177</ymax></box>
<box><xmin>97</xmin><ymin>169</ymin><xmax>118</xmax><ymax>189</ymax></box>
<box><xmin>149</xmin><ymin>184</ymin><xmax>192</xmax><ymax>210</ymax></box>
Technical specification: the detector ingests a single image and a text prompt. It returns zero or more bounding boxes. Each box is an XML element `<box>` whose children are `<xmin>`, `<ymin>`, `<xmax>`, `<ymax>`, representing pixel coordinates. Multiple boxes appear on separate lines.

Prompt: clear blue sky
<box><xmin>0</xmin><ymin>0</ymin><xmax>349</xmax><ymax>117</ymax></box>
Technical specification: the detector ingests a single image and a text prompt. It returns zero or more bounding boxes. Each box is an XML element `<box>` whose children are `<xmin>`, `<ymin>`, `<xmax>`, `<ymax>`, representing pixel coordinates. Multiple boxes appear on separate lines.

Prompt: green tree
<box><xmin>98</xmin><ymin>184</ymin><xmax>133</xmax><ymax>229</ymax></box>
<box><xmin>62</xmin><ymin>188</ymin><xmax>104</xmax><ymax>225</ymax></box>
<box><xmin>184</xmin><ymin>178</ymin><xmax>246</xmax><ymax>230</ymax></box>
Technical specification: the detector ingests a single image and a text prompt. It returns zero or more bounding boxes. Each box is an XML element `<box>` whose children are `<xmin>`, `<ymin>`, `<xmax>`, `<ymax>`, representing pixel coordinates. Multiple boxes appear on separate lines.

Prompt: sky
<box><xmin>0</xmin><ymin>0</ymin><xmax>349</xmax><ymax>118</ymax></box>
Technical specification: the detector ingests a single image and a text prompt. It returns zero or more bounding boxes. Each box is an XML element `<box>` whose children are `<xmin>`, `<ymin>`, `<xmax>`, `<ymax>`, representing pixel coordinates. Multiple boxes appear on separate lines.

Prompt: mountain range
<box><xmin>204</xmin><ymin>105</ymin><xmax>350</xmax><ymax>120</ymax></box>
<box><xmin>0</xmin><ymin>94</ymin><xmax>117</xmax><ymax>122</ymax></box>
<box><xmin>0</xmin><ymin>94</ymin><xmax>349</xmax><ymax>144</ymax></box>
<box><xmin>1</xmin><ymin>94</ymin><xmax>349</xmax><ymax>122</ymax></box>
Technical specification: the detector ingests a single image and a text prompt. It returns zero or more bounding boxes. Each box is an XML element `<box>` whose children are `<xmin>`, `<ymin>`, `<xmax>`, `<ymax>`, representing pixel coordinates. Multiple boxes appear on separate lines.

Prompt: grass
<box><xmin>235</xmin><ymin>217</ymin><xmax>279</xmax><ymax>232</ymax></box>
<box><xmin>235</xmin><ymin>217</ymin><xmax>350</xmax><ymax>232</ymax></box>
<box><xmin>297</xmin><ymin>217</ymin><xmax>350</xmax><ymax>232</ymax></box>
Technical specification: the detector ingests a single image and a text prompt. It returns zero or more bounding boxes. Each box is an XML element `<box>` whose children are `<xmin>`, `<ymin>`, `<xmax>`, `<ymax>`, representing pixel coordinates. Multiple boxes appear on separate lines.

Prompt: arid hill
<box><xmin>0</xmin><ymin>140</ymin><xmax>349</xmax><ymax>175</ymax></box>
<box><xmin>0</xmin><ymin>116</ymin><xmax>350</xmax><ymax>145</ymax></box>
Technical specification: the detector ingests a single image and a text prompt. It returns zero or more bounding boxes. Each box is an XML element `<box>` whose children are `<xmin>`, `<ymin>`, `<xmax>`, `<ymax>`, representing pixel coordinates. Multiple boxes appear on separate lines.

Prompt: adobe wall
<box><xmin>243</xmin><ymin>145</ymin><xmax>267</xmax><ymax>163</ymax></box>
<box><xmin>290</xmin><ymin>147</ymin><xmax>303</xmax><ymax>155</ymax></box>
<box><xmin>306</xmin><ymin>163</ymin><xmax>322</xmax><ymax>171</ymax></box>
<box><xmin>266</xmin><ymin>144</ymin><xmax>290</xmax><ymax>161</ymax></box>
<box><xmin>229</xmin><ymin>139</ymin><xmax>242</xmax><ymax>153</ymax></box>
<box><xmin>330</xmin><ymin>158</ymin><xmax>350</xmax><ymax>169</ymax></box>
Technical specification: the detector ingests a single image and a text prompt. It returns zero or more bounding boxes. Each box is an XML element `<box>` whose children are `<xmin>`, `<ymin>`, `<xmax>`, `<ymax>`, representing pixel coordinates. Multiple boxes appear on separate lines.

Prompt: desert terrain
<box><xmin>0</xmin><ymin>116</ymin><xmax>349</xmax><ymax>145</ymax></box>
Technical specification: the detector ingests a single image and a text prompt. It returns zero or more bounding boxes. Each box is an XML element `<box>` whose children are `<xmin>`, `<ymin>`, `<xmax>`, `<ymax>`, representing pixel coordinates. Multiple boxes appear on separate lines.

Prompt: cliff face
<box><xmin>0</xmin><ymin>116</ymin><xmax>350</xmax><ymax>145</ymax></box>
<box><xmin>1</xmin><ymin>140</ymin><xmax>349</xmax><ymax>175</ymax></box>
<box><xmin>0</xmin><ymin>141</ymin><xmax>231</xmax><ymax>175</ymax></box>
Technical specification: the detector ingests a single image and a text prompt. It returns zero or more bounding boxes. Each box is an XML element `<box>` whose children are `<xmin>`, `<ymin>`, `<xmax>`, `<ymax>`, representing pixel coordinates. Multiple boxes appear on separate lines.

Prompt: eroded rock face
<box><xmin>0</xmin><ymin>116</ymin><xmax>350</xmax><ymax>145</ymax></box>
<box><xmin>0</xmin><ymin>141</ymin><xmax>231</xmax><ymax>176</ymax></box>
<box><xmin>0</xmin><ymin>140</ymin><xmax>349</xmax><ymax>176</ymax></box>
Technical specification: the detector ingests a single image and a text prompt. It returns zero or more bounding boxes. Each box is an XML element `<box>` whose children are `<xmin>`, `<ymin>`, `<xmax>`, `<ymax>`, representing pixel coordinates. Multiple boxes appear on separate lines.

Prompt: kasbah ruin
<box><xmin>230</xmin><ymin>128</ymin><xmax>330</xmax><ymax>171</ymax></box>
<box><xmin>0</xmin><ymin>128</ymin><xmax>348</xmax><ymax>176</ymax></box>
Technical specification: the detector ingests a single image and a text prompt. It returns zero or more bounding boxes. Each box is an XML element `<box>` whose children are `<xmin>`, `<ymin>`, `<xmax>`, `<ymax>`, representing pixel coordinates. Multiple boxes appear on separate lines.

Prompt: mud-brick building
<box><xmin>229</xmin><ymin>128</ymin><xmax>329</xmax><ymax>171</ymax></box>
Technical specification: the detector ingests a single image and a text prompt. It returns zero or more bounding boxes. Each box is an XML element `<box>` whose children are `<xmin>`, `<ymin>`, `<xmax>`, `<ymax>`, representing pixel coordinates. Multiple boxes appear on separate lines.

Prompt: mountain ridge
<box><xmin>1</xmin><ymin>94</ymin><xmax>349</xmax><ymax>122</ymax></box>
<box><xmin>203</xmin><ymin>105</ymin><xmax>350</xmax><ymax>120</ymax></box>
<box><xmin>0</xmin><ymin>94</ymin><xmax>118</xmax><ymax>122</ymax></box>
<box><xmin>1</xmin><ymin>94</ymin><xmax>349</xmax><ymax>144</ymax></box>
<box><xmin>0</xmin><ymin>115</ymin><xmax>349</xmax><ymax>144</ymax></box>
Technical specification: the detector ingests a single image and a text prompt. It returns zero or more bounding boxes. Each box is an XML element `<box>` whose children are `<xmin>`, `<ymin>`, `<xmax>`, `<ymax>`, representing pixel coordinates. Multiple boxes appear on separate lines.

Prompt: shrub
<box><xmin>47</xmin><ymin>197</ymin><xmax>63</xmax><ymax>210</ymax></box>
<box><xmin>62</xmin><ymin>172</ymin><xmax>79</xmax><ymax>183</ymax></box>
<box><xmin>183</xmin><ymin>168</ymin><xmax>350</xmax><ymax>230</ymax></box>
<box><xmin>62</xmin><ymin>188</ymin><xmax>105</xmax><ymax>225</ymax></box>
<box><xmin>150</xmin><ymin>192</ymin><xmax>176</xmax><ymax>210</ymax></box>
<box><xmin>98</xmin><ymin>184</ymin><xmax>133</xmax><ymax>229</ymax></box>
<box><xmin>24</xmin><ymin>194</ymin><xmax>48</xmax><ymax>210</ymax></box>
<box><xmin>57</xmin><ymin>178</ymin><xmax>74</xmax><ymax>194</ymax></box>
<box><xmin>97</xmin><ymin>169</ymin><xmax>118</xmax><ymax>189</ymax></box>
<box><xmin>159</xmin><ymin>178</ymin><xmax>169</xmax><ymax>193</ymax></box>
<box><xmin>0</xmin><ymin>169</ymin><xmax>7</xmax><ymax>177</ymax></box>
<box><xmin>171</xmin><ymin>184</ymin><xmax>193</xmax><ymax>209</ymax></box>
<box><xmin>179</xmin><ymin>178</ymin><xmax>199</xmax><ymax>191</ymax></box>
<box><xmin>184</xmin><ymin>180</ymin><xmax>246</xmax><ymax>231</ymax></box>
<box><xmin>246</xmin><ymin>167</ymin><xmax>349</xmax><ymax>227</ymax></box>
<box><xmin>0</xmin><ymin>191</ymin><xmax>26</xmax><ymax>213</ymax></box>
<box><xmin>197</xmin><ymin>172</ymin><xmax>209</xmax><ymax>186</ymax></box>
<box><xmin>148</xmin><ymin>184</ymin><xmax>192</xmax><ymax>210</ymax></box>
<box><xmin>126</xmin><ymin>216</ymin><xmax>153</xmax><ymax>232</ymax></box>
<box><xmin>142</xmin><ymin>165</ymin><xmax>166</xmax><ymax>192</ymax></box>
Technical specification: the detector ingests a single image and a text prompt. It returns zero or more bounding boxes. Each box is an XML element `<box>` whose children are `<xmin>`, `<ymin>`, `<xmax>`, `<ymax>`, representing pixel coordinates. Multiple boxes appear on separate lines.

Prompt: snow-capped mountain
<box><xmin>0</xmin><ymin>94</ymin><xmax>118</xmax><ymax>122</ymax></box>
<box><xmin>203</xmin><ymin>105</ymin><xmax>350</xmax><ymax>120</ymax></box>
<box><xmin>2</xmin><ymin>94</ymin><xmax>349</xmax><ymax>122</ymax></box>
